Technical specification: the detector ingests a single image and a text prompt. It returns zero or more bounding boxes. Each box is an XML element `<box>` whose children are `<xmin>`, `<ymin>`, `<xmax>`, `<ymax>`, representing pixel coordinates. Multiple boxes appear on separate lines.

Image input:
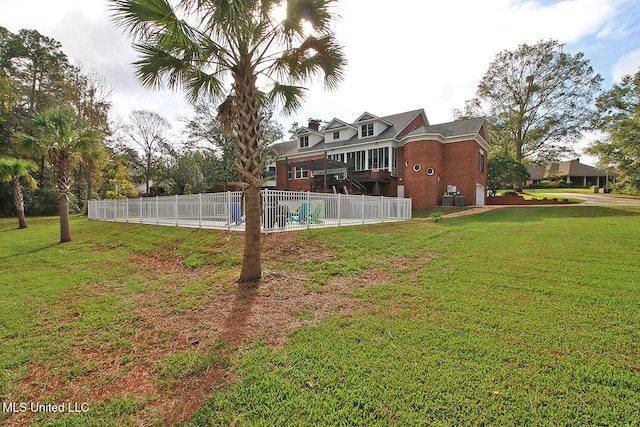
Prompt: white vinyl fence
<box><xmin>88</xmin><ymin>190</ymin><xmax>412</xmax><ymax>232</ymax></box>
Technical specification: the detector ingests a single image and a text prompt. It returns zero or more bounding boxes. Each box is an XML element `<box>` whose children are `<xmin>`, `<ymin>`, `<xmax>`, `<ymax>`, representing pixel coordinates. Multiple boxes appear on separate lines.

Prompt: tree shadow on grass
<box><xmin>0</xmin><ymin>242</ymin><xmax>58</xmax><ymax>261</ymax></box>
<box><xmin>218</xmin><ymin>281</ymin><xmax>260</xmax><ymax>348</ymax></box>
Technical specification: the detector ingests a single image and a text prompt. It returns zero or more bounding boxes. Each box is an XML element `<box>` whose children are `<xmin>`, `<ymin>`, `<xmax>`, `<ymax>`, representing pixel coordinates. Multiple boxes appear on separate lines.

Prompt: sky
<box><xmin>1</xmin><ymin>0</ymin><xmax>640</xmax><ymax>164</ymax></box>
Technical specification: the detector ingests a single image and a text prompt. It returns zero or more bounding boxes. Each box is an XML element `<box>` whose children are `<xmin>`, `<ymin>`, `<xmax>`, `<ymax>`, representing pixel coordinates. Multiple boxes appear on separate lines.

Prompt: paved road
<box><xmin>538</xmin><ymin>192</ymin><xmax>640</xmax><ymax>206</ymax></box>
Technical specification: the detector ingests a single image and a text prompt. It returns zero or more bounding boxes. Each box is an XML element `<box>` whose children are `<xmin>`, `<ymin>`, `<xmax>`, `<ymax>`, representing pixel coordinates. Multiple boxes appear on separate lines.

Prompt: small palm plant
<box><xmin>0</xmin><ymin>158</ymin><xmax>38</xmax><ymax>229</ymax></box>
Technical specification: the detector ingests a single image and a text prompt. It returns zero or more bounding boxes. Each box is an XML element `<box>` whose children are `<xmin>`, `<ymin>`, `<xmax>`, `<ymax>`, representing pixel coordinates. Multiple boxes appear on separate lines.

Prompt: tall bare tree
<box><xmin>110</xmin><ymin>0</ymin><xmax>346</xmax><ymax>282</ymax></box>
<box><xmin>124</xmin><ymin>110</ymin><xmax>171</xmax><ymax>195</ymax></box>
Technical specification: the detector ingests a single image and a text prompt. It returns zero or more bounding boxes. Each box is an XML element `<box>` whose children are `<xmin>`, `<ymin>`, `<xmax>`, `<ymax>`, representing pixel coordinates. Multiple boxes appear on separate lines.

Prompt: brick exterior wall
<box><xmin>402</xmin><ymin>139</ymin><xmax>487</xmax><ymax>209</ymax></box>
<box><xmin>402</xmin><ymin>140</ymin><xmax>445</xmax><ymax>208</ymax></box>
<box><xmin>396</xmin><ymin>113</ymin><xmax>428</xmax><ymax>139</ymax></box>
<box><xmin>442</xmin><ymin>140</ymin><xmax>487</xmax><ymax>207</ymax></box>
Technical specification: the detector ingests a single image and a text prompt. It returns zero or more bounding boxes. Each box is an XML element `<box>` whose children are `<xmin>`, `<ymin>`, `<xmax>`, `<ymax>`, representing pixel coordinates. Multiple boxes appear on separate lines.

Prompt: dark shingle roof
<box><xmin>407</xmin><ymin>117</ymin><xmax>486</xmax><ymax>138</ymax></box>
<box><xmin>272</xmin><ymin>110</ymin><xmax>486</xmax><ymax>157</ymax></box>
<box><xmin>271</xmin><ymin>139</ymin><xmax>298</xmax><ymax>157</ymax></box>
<box><xmin>527</xmin><ymin>159</ymin><xmax>619</xmax><ymax>179</ymax></box>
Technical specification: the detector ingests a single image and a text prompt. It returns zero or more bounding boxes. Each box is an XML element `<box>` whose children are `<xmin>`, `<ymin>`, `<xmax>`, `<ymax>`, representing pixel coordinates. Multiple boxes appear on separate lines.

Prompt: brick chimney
<box><xmin>308</xmin><ymin>119</ymin><xmax>320</xmax><ymax>131</ymax></box>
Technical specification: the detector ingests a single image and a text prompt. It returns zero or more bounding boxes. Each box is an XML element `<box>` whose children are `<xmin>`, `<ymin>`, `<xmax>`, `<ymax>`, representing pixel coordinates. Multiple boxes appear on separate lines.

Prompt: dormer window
<box><xmin>333</xmin><ymin>131</ymin><xmax>340</xmax><ymax>140</ymax></box>
<box><xmin>299</xmin><ymin>135</ymin><xmax>309</xmax><ymax>148</ymax></box>
<box><xmin>361</xmin><ymin>123</ymin><xmax>374</xmax><ymax>137</ymax></box>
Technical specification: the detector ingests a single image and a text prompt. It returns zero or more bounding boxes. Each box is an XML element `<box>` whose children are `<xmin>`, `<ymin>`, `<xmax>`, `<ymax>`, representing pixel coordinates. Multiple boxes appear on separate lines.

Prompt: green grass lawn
<box><xmin>529</xmin><ymin>188</ymin><xmax>640</xmax><ymax>200</ymax></box>
<box><xmin>1</xmin><ymin>207</ymin><xmax>639</xmax><ymax>426</ymax></box>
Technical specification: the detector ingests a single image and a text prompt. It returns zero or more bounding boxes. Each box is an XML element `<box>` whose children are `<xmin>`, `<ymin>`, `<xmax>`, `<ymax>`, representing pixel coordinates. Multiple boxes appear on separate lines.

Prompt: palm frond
<box><xmin>275</xmin><ymin>33</ymin><xmax>345</xmax><ymax>90</ymax></box>
<box><xmin>109</xmin><ymin>0</ymin><xmax>176</xmax><ymax>39</ymax></box>
<box><xmin>284</xmin><ymin>0</ymin><xmax>337</xmax><ymax>37</ymax></box>
<box><xmin>268</xmin><ymin>83</ymin><xmax>306</xmax><ymax>115</ymax></box>
<box><xmin>217</xmin><ymin>95</ymin><xmax>238</xmax><ymax>134</ymax></box>
<box><xmin>133</xmin><ymin>43</ymin><xmax>192</xmax><ymax>90</ymax></box>
<box><xmin>184</xmin><ymin>69</ymin><xmax>226</xmax><ymax>104</ymax></box>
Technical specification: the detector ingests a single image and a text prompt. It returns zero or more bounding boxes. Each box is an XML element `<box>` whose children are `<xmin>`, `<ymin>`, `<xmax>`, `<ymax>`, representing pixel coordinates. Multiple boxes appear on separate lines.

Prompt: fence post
<box><xmin>227</xmin><ymin>191</ymin><xmax>232</xmax><ymax>232</ymax></box>
<box><xmin>261</xmin><ymin>189</ymin><xmax>266</xmax><ymax>233</ymax></box>
<box><xmin>337</xmin><ymin>193</ymin><xmax>341</xmax><ymax>227</ymax></box>
<box><xmin>306</xmin><ymin>191</ymin><xmax>311</xmax><ymax>229</ymax></box>
<box><xmin>155</xmin><ymin>196</ymin><xmax>159</xmax><ymax>225</ymax></box>
<box><xmin>175</xmin><ymin>195</ymin><xmax>179</xmax><ymax>226</ymax></box>
<box><xmin>198</xmin><ymin>193</ymin><xmax>202</xmax><ymax>228</ymax></box>
<box><xmin>114</xmin><ymin>199</ymin><xmax>118</xmax><ymax>222</ymax></box>
<box><xmin>362</xmin><ymin>194</ymin><xmax>365</xmax><ymax>225</ymax></box>
<box><xmin>126</xmin><ymin>198</ymin><xmax>129</xmax><ymax>223</ymax></box>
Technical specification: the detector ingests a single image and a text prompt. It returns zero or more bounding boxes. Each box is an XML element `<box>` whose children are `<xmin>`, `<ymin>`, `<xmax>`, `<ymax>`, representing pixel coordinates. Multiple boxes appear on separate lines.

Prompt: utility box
<box><xmin>442</xmin><ymin>195</ymin><xmax>454</xmax><ymax>206</ymax></box>
<box><xmin>454</xmin><ymin>196</ymin><xmax>466</xmax><ymax>206</ymax></box>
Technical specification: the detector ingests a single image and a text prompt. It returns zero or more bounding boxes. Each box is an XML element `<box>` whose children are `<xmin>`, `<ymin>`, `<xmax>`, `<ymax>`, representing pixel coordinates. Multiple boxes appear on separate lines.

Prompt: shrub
<box><xmin>23</xmin><ymin>187</ymin><xmax>82</xmax><ymax>216</ymax></box>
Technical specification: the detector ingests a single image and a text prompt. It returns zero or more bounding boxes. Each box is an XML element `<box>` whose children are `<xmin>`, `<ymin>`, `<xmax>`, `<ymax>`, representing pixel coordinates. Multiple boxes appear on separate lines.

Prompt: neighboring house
<box><xmin>527</xmin><ymin>159</ymin><xmax>618</xmax><ymax>188</ymax></box>
<box><xmin>269</xmin><ymin>109</ymin><xmax>490</xmax><ymax>209</ymax></box>
<box><xmin>134</xmin><ymin>180</ymin><xmax>163</xmax><ymax>197</ymax></box>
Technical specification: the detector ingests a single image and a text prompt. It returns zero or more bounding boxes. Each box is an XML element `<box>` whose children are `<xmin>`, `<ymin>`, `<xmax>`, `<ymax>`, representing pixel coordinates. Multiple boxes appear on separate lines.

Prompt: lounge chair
<box><xmin>290</xmin><ymin>202</ymin><xmax>309</xmax><ymax>223</ymax></box>
<box><xmin>228</xmin><ymin>202</ymin><xmax>243</xmax><ymax>225</ymax></box>
<box><xmin>308</xmin><ymin>203</ymin><xmax>324</xmax><ymax>224</ymax></box>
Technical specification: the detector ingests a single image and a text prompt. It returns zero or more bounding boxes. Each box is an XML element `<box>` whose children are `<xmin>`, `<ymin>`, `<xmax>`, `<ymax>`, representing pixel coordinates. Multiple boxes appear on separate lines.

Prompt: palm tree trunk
<box><xmin>234</xmin><ymin>59</ymin><xmax>265</xmax><ymax>283</ymax></box>
<box><xmin>56</xmin><ymin>151</ymin><xmax>72</xmax><ymax>243</ymax></box>
<box><xmin>241</xmin><ymin>185</ymin><xmax>262</xmax><ymax>282</ymax></box>
<box><xmin>85</xmin><ymin>160</ymin><xmax>94</xmax><ymax>215</ymax></box>
<box><xmin>59</xmin><ymin>193</ymin><xmax>71</xmax><ymax>242</ymax></box>
<box><xmin>12</xmin><ymin>178</ymin><xmax>28</xmax><ymax>229</ymax></box>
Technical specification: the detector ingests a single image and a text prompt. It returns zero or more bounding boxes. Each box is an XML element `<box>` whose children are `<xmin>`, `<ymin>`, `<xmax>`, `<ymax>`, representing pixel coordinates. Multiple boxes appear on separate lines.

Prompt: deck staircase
<box><xmin>312</xmin><ymin>172</ymin><xmax>367</xmax><ymax>194</ymax></box>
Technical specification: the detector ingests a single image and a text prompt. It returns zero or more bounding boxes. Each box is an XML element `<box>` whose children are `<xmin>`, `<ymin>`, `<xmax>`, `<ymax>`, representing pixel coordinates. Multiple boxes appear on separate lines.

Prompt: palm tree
<box><xmin>18</xmin><ymin>106</ymin><xmax>101</xmax><ymax>242</ymax></box>
<box><xmin>110</xmin><ymin>0</ymin><xmax>346</xmax><ymax>282</ymax></box>
<box><xmin>0</xmin><ymin>158</ymin><xmax>38</xmax><ymax>229</ymax></box>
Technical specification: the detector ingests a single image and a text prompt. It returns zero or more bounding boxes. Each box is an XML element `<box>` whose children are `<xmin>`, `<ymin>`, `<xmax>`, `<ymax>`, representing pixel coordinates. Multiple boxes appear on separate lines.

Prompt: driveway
<box><xmin>538</xmin><ymin>192</ymin><xmax>640</xmax><ymax>206</ymax></box>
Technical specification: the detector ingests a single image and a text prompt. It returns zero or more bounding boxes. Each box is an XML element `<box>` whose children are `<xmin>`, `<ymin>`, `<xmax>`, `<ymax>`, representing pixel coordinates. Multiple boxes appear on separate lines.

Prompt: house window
<box><xmin>347</xmin><ymin>150</ymin><xmax>366</xmax><ymax>171</ymax></box>
<box><xmin>287</xmin><ymin>168</ymin><xmax>292</xmax><ymax>180</ymax></box>
<box><xmin>299</xmin><ymin>135</ymin><xmax>309</xmax><ymax>148</ymax></box>
<box><xmin>361</xmin><ymin>123</ymin><xmax>374</xmax><ymax>137</ymax></box>
<box><xmin>333</xmin><ymin>131</ymin><xmax>340</xmax><ymax>140</ymax></box>
<box><xmin>295</xmin><ymin>168</ymin><xmax>309</xmax><ymax>179</ymax></box>
<box><xmin>329</xmin><ymin>153</ymin><xmax>345</xmax><ymax>163</ymax></box>
<box><xmin>367</xmin><ymin>147</ymin><xmax>390</xmax><ymax>170</ymax></box>
<box><xmin>478</xmin><ymin>151</ymin><xmax>485</xmax><ymax>173</ymax></box>
<box><xmin>413</xmin><ymin>163</ymin><xmax>421</xmax><ymax>172</ymax></box>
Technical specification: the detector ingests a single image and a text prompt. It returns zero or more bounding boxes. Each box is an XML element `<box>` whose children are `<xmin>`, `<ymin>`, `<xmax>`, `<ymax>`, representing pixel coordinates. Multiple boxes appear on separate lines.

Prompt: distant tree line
<box><xmin>0</xmin><ymin>26</ymin><xmax>283</xmax><ymax>238</ymax></box>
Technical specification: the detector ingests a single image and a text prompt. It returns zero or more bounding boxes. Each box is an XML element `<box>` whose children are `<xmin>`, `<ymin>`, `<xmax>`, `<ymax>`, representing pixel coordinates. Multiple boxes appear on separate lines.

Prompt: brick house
<box><xmin>269</xmin><ymin>109</ymin><xmax>490</xmax><ymax>209</ymax></box>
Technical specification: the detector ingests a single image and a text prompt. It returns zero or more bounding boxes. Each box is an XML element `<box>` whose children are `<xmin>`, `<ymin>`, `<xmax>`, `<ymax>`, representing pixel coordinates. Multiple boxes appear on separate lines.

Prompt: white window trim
<box><xmin>299</xmin><ymin>135</ymin><xmax>309</xmax><ymax>148</ymax></box>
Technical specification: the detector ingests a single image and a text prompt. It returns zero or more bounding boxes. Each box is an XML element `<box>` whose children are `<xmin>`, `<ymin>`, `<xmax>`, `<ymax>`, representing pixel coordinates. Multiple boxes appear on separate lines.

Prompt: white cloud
<box><xmin>287</xmin><ymin>0</ymin><xmax>621</xmax><ymax>126</ymax></box>
<box><xmin>612</xmin><ymin>48</ymin><xmax>640</xmax><ymax>81</ymax></box>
